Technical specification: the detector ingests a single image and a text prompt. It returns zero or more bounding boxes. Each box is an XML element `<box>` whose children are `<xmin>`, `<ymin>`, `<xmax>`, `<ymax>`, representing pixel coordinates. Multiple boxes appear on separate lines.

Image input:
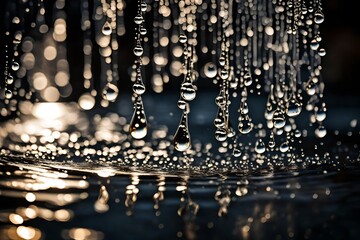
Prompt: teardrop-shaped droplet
<box><xmin>243</xmin><ymin>71</ymin><xmax>252</xmax><ymax>86</ymax></box>
<box><xmin>273</xmin><ymin>108</ymin><xmax>286</xmax><ymax>129</ymax></box>
<box><xmin>255</xmin><ymin>139</ymin><xmax>266</xmax><ymax>154</ymax></box>
<box><xmin>286</xmin><ymin>98</ymin><xmax>302</xmax><ymax>117</ymax></box>
<box><xmin>294</xmin><ymin>129</ymin><xmax>302</xmax><ymax>138</ymax></box>
<box><xmin>315</xmin><ymin>107</ymin><xmax>326</xmax><ymax>122</ymax></box>
<box><xmin>179</xmin><ymin>34</ymin><xmax>187</xmax><ymax>44</ymax></box>
<box><xmin>130</xmin><ymin>97</ymin><xmax>148</xmax><ymax>139</ymax></box>
<box><xmin>314</xmin><ymin>10</ymin><xmax>324</xmax><ymax>24</ymax></box>
<box><xmin>102</xmin><ymin>21</ymin><xmax>112</xmax><ymax>35</ymax></box>
<box><xmin>215</xmin><ymin>128</ymin><xmax>227</xmax><ymax>142</ymax></box>
<box><xmin>279</xmin><ymin>142</ymin><xmax>289</xmax><ymax>153</ymax></box>
<box><xmin>181</xmin><ymin>82</ymin><xmax>196</xmax><ymax>101</ymax></box>
<box><xmin>5</xmin><ymin>89</ymin><xmax>13</xmax><ymax>99</ymax></box>
<box><xmin>6</xmin><ymin>74</ymin><xmax>14</xmax><ymax>84</ymax></box>
<box><xmin>238</xmin><ymin>114</ymin><xmax>253</xmax><ymax>134</ymax></box>
<box><xmin>133</xmin><ymin>44</ymin><xmax>144</xmax><ymax>57</ymax></box>
<box><xmin>240</xmin><ymin>101</ymin><xmax>249</xmax><ymax>114</ymax></box>
<box><xmin>102</xmin><ymin>83</ymin><xmax>119</xmax><ymax>102</ymax></box>
<box><xmin>134</xmin><ymin>14</ymin><xmax>144</xmax><ymax>25</ymax></box>
<box><xmin>133</xmin><ymin>75</ymin><xmax>146</xmax><ymax>95</ymax></box>
<box><xmin>11</xmin><ymin>62</ymin><xmax>20</xmax><ymax>71</ymax></box>
<box><xmin>173</xmin><ymin>112</ymin><xmax>191</xmax><ymax>151</ymax></box>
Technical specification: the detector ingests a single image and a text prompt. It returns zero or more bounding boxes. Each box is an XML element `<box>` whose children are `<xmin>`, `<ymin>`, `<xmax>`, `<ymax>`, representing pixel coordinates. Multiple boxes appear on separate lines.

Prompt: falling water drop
<box><xmin>233</xmin><ymin>147</ymin><xmax>241</xmax><ymax>157</ymax></box>
<box><xmin>179</xmin><ymin>34</ymin><xmax>187</xmax><ymax>44</ymax></box>
<box><xmin>268</xmin><ymin>131</ymin><xmax>275</xmax><ymax>148</ymax></box>
<box><xmin>140</xmin><ymin>2</ymin><xmax>147</xmax><ymax>12</ymax></box>
<box><xmin>102</xmin><ymin>83</ymin><xmax>119</xmax><ymax>102</ymax></box>
<box><xmin>11</xmin><ymin>62</ymin><xmax>20</xmax><ymax>71</ymax></box>
<box><xmin>318</xmin><ymin>48</ymin><xmax>326</xmax><ymax>57</ymax></box>
<box><xmin>314</xmin><ymin>10</ymin><xmax>324</xmax><ymax>24</ymax></box>
<box><xmin>102</xmin><ymin>21</ymin><xmax>112</xmax><ymax>35</ymax></box>
<box><xmin>255</xmin><ymin>139</ymin><xmax>266</xmax><ymax>154</ymax></box>
<box><xmin>133</xmin><ymin>76</ymin><xmax>146</xmax><ymax>95</ymax></box>
<box><xmin>315</xmin><ymin>125</ymin><xmax>327</xmax><ymax>138</ymax></box>
<box><xmin>177</xmin><ymin>99</ymin><xmax>186</xmax><ymax>110</ymax></box>
<box><xmin>173</xmin><ymin>111</ymin><xmax>191</xmax><ymax>151</ymax></box>
<box><xmin>279</xmin><ymin>142</ymin><xmax>289</xmax><ymax>153</ymax></box>
<box><xmin>273</xmin><ymin>108</ymin><xmax>286</xmax><ymax>129</ymax></box>
<box><xmin>204</xmin><ymin>63</ymin><xmax>217</xmax><ymax>78</ymax></box>
<box><xmin>5</xmin><ymin>89</ymin><xmax>13</xmax><ymax>99</ymax></box>
<box><xmin>134</xmin><ymin>14</ymin><xmax>144</xmax><ymax>25</ymax></box>
<box><xmin>130</xmin><ymin>97</ymin><xmax>148</xmax><ymax>139</ymax></box>
<box><xmin>238</xmin><ymin>114</ymin><xmax>253</xmax><ymax>134</ymax></box>
<box><xmin>286</xmin><ymin>98</ymin><xmax>302</xmax><ymax>117</ymax></box>
<box><xmin>310</xmin><ymin>39</ymin><xmax>319</xmax><ymax>50</ymax></box>
<box><xmin>181</xmin><ymin>82</ymin><xmax>196</xmax><ymax>101</ymax></box>
<box><xmin>215</xmin><ymin>128</ymin><xmax>227</xmax><ymax>142</ymax></box>
<box><xmin>243</xmin><ymin>71</ymin><xmax>252</xmax><ymax>86</ymax></box>
<box><xmin>133</xmin><ymin>43</ymin><xmax>144</xmax><ymax>57</ymax></box>
<box><xmin>6</xmin><ymin>74</ymin><xmax>14</xmax><ymax>84</ymax></box>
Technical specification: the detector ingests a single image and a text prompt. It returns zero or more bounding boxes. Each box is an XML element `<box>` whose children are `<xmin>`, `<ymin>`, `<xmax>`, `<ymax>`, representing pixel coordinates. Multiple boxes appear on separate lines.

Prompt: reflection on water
<box><xmin>0</xmin><ymin>102</ymin><xmax>359</xmax><ymax>239</ymax></box>
<box><xmin>1</xmin><ymin>159</ymin><xmax>360</xmax><ymax>240</ymax></box>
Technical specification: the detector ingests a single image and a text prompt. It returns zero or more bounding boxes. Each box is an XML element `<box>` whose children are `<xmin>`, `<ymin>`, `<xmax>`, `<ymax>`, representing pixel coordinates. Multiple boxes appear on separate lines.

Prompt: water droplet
<box><xmin>220</xmin><ymin>68</ymin><xmax>229</xmax><ymax>80</ymax></box>
<box><xmin>102</xmin><ymin>83</ymin><xmax>119</xmax><ymax>102</ymax></box>
<box><xmin>134</xmin><ymin>14</ymin><xmax>144</xmax><ymax>25</ymax></box>
<box><xmin>133</xmin><ymin>76</ymin><xmax>146</xmax><ymax>95</ymax></box>
<box><xmin>314</xmin><ymin>10</ymin><xmax>324</xmax><ymax>24</ymax></box>
<box><xmin>279</xmin><ymin>142</ymin><xmax>289</xmax><ymax>153</ymax></box>
<box><xmin>310</xmin><ymin>39</ymin><xmax>319</xmax><ymax>50</ymax></box>
<box><xmin>268</xmin><ymin>132</ymin><xmax>275</xmax><ymax>148</ymax></box>
<box><xmin>315</xmin><ymin>126</ymin><xmax>326</xmax><ymax>138</ymax></box>
<box><xmin>233</xmin><ymin>148</ymin><xmax>241</xmax><ymax>157</ymax></box>
<box><xmin>255</xmin><ymin>139</ymin><xmax>266</xmax><ymax>154</ymax></box>
<box><xmin>11</xmin><ymin>62</ymin><xmax>20</xmax><ymax>71</ymax></box>
<box><xmin>219</xmin><ymin>56</ymin><xmax>225</xmax><ymax>66</ymax></box>
<box><xmin>204</xmin><ymin>63</ymin><xmax>217</xmax><ymax>78</ymax></box>
<box><xmin>306</xmin><ymin>80</ymin><xmax>316</xmax><ymax>96</ymax></box>
<box><xmin>243</xmin><ymin>71</ymin><xmax>252</xmax><ymax>86</ymax></box>
<box><xmin>140</xmin><ymin>2</ymin><xmax>147</xmax><ymax>12</ymax></box>
<box><xmin>133</xmin><ymin>43</ymin><xmax>144</xmax><ymax>57</ymax></box>
<box><xmin>179</xmin><ymin>34</ymin><xmax>187</xmax><ymax>44</ymax></box>
<box><xmin>295</xmin><ymin>129</ymin><xmax>302</xmax><ymax>138</ymax></box>
<box><xmin>227</xmin><ymin>123</ymin><xmax>236</xmax><ymax>138</ymax></box>
<box><xmin>215</xmin><ymin>128</ymin><xmax>227</xmax><ymax>142</ymax></box>
<box><xmin>315</xmin><ymin>107</ymin><xmax>326</xmax><ymax>122</ymax></box>
<box><xmin>214</xmin><ymin>109</ymin><xmax>225</xmax><ymax>128</ymax></box>
<box><xmin>6</xmin><ymin>74</ymin><xmax>14</xmax><ymax>84</ymax></box>
<box><xmin>173</xmin><ymin>112</ymin><xmax>191</xmax><ymax>151</ymax></box>
<box><xmin>238</xmin><ymin>114</ymin><xmax>253</xmax><ymax>134</ymax></box>
<box><xmin>102</xmin><ymin>21</ymin><xmax>112</xmax><ymax>35</ymax></box>
<box><xmin>286</xmin><ymin>98</ymin><xmax>302</xmax><ymax>117</ymax></box>
<box><xmin>181</xmin><ymin>82</ymin><xmax>196</xmax><ymax>101</ymax></box>
<box><xmin>318</xmin><ymin>48</ymin><xmax>326</xmax><ymax>57</ymax></box>
<box><xmin>140</xmin><ymin>27</ymin><xmax>147</xmax><ymax>35</ymax></box>
<box><xmin>273</xmin><ymin>108</ymin><xmax>286</xmax><ymax>129</ymax></box>
<box><xmin>215</xmin><ymin>94</ymin><xmax>226</xmax><ymax>107</ymax></box>
<box><xmin>177</xmin><ymin>99</ymin><xmax>186</xmax><ymax>110</ymax></box>
<box><xmin>5</xmin><ymin>89</ymin><xmax>13</xmax><ymax>99</ymax></box>
<box><xmin>130</xmin><ymin>96</ymin><xmax>148</xmax><ymax>139</ymax></box>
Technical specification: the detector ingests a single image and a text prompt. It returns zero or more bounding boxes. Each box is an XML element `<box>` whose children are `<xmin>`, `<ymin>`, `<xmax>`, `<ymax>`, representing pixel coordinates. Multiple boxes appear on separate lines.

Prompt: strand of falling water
<box><xmin>116</xmin><ymin>0</ymin><xmax>126</xmax><ymax>37</ymax></box>
<box><xmin>129</xmin><ymin>0</ymin><xmax>148</xmax><ymax>140</ymax></box>
<box><xmin>100</xmin><ymin>0</ymin><xmax>119</xmax><ymax>104</ymax></box>
<box><xmin>173</xmin><ymin>0</ymin><xmax>199</xmax><ymax>152</ymax></box>
<box><xmin>78</xmin><ymin>0</ymin><xmax>97</xmax><ymax>110</ymax></box>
